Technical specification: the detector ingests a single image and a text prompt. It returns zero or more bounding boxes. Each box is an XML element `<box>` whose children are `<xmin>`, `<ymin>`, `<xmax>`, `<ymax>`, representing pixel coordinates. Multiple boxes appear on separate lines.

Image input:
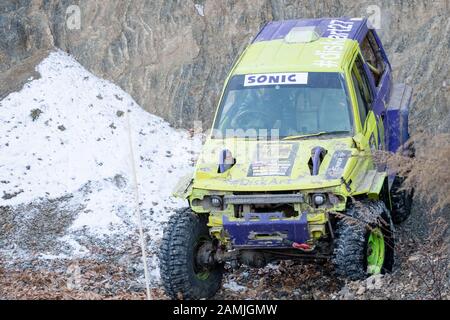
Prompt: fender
<box><xmin>352</xmin><ymin>169</ymin><xmax>387</xmax><ymax>199</ymax></box>
<box><xmin>368</xmin><ymin>171</ymin><xmax>387</xmax><ymax>199</ymax></box>
<box><xmin>173</xmin><ymin>174</ymin><xmax>194</xmax><ymax>198</ymax></box>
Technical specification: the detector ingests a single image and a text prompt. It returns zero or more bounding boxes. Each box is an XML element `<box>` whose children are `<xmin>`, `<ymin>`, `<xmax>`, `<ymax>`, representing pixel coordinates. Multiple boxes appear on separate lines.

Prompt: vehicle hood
<box><xmin>192</xmin><ymin>137</ymin><xmax>358</xmax><ymax>192</ymax></box>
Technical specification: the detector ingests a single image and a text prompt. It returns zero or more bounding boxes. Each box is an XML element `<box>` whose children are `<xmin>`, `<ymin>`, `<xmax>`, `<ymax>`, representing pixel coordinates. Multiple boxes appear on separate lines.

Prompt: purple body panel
<box><xmin>253</xmin><ymin>18</ymin><xmax>367</xmax><ymax>43</ymax></box>
<box><xmin>223</xmin><ymin>212</ymin><xmax>309</xmax><ymax>248</ymax></box>
<box><xmin>385</xmin><ymin>83</ymin><xmax>412</xmax><ymax>153</ymax></box>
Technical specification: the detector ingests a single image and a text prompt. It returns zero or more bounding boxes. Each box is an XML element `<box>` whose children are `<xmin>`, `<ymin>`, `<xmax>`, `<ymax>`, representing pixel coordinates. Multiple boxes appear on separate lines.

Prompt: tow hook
<box><xmin>283</xmin><ymin>239</ymin><xmax>315</xmax><ymax>252</ymax></box>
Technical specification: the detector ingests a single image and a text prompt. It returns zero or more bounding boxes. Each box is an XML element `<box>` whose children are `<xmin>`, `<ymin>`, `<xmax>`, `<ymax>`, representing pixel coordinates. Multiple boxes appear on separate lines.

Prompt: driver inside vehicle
<box><xmin>228</xmin><ymin>88</ymin><xmax>277</xmax><ymax>130</ymax></box>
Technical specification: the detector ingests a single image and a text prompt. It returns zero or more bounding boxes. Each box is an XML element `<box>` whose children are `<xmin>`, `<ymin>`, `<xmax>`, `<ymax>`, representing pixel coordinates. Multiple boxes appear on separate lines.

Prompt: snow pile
<box><xmin>0</xmin><ymin>51</ymin><xmax>201</xmax><ymax>282</ymax></box>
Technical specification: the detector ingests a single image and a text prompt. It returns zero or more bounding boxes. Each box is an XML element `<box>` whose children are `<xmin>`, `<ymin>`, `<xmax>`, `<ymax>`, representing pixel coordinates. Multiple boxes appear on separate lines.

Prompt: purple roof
<box><xmin>253</xmin><ymin>18</ymin><xmax>368</xmax><ymax>44</ymax></box>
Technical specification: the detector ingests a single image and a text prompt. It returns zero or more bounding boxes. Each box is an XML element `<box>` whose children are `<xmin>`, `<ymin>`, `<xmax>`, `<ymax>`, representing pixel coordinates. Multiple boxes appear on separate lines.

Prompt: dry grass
<box><xmin>0</xmin><ymin>258</ymin><xmax>167</xmax><ymax>300</ymax></box>
<box><xmin>378</xmin><ymin>133</ymin><xmax>450</xmax><ymax>214</ymax></box>
<box><xmin>375</xmin><ymin>132</ymin><xmax>450</xmax><ymax>299</ymax></box>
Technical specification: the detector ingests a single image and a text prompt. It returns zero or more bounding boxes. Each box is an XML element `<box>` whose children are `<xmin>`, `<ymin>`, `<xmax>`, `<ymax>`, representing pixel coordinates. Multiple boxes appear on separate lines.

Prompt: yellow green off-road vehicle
<box><xmin>160</xmin><ymin>18</ymin><xmax>414</xmax><ymax>299</ymax></box>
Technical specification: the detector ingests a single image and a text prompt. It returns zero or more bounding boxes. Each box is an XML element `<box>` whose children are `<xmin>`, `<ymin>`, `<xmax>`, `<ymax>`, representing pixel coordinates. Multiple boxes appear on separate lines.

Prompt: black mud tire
<box><xmin>332</xmin><ymin>200</ymin><xmax>395</xmax><ymax>280</ymax></box>
<box><xmin>159</xmin><ymin>208</ymin><xmax>223</xmax><ymax>300</ymax></box>
<box><xmin>390</xmin><ymin>176</ymin><xmax>414</xmax><ymax>224</ymax></box>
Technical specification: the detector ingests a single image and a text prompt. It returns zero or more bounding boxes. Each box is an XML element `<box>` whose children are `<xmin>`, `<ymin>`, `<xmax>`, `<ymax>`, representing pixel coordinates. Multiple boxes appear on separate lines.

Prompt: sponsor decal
<box><xmin>313</xmin><ymin>19</ymin><xmax>355</xmax><ymax>68</ymax></box>
<box><xmin>244</xmin><ymin>73</ymin><xmax>308</xmax><ymax>87</ymax></box>
<box><xmin>248</xmin><ymin>143</ymin><xmax>298</xmax><ymax>177</ymax></box>
<box><xmin>227</xmin><ymin>177</ymin><xmax>300</xmax><ymax>186</ymax></box>
<box><xmin>326</xmin><ymin>150</ymin><xmax>351</xmax><ymax>179</ymax></box>
<box><xmin>324</xmin><ymin>19</ymin><xmax>355</xmax><ymax>39</ymax></box>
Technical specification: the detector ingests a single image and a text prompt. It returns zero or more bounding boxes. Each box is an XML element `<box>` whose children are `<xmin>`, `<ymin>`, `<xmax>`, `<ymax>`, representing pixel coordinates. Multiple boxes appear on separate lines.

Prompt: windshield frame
<box><xmin>211</xmin><ymin>72</ymin><xmax>355</xmax><ymax>140</ymax></box>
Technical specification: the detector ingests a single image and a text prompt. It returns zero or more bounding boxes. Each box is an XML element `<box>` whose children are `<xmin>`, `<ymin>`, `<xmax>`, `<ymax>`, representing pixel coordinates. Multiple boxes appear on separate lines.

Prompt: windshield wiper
<box><xmin>282</xmin><ymin>131</ymin><xmax>350</xmax><ymax>141</ymax></box>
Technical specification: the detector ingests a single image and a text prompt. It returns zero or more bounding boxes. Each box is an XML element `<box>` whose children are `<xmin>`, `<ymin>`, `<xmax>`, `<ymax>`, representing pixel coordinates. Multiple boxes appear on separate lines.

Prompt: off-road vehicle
<box><xmin>160</xmin><ymin>18</ymin><xmax>413</xmax><ymax>299</ymax></box>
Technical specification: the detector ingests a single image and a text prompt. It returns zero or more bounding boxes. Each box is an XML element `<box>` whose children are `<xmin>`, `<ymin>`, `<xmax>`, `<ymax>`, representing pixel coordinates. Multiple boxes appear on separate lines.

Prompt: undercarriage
<box><xmin>197</xmin><ymin>239</ymin><xmax>333</xmax><ymax>270</ymax></box>
<box><xmin>159</xmin><ymin>199</ymin><xmax>399</xmax><ymax>299</ymax></box>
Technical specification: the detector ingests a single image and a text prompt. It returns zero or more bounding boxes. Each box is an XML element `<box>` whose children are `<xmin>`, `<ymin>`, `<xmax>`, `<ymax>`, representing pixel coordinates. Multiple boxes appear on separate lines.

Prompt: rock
<box><xmin>112</xmin><ymin>174</ymin><xmax>127</xmax><ymax>189</ymax></box>
<box><xmin>356</xmin><ymin>286</ymin><xmax>366</xmax><ymax>295</ymax></box>
<box><xmin>1</xmin><ymin>1</ymin><xmax>448</xmax><ymax>132</ymax></box>
<box><xmin>2</xmin><ymin>189</ymin><xmax>24</xmax><ymax>200</ymax></box>
<box><xmin>366</xmin><ymin>274</ymin><xmax>384</xmax><ymax>290</ymax></box>
<box><xmin>30</xmin><ymin>108</ymin><xmax>43</xmax><ymax>121</ymax></box>
<box><xmin>338</xmin><ymin>285</ymin><xmax>355</xmax><ymax>300</ymax></box>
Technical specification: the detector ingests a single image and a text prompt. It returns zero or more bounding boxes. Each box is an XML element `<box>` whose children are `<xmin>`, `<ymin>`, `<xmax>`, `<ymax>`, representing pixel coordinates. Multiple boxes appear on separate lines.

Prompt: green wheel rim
<box><xmin>195</xmin><ymin>271</ymin><xmax>210</xmax><ymax>281</ymax></box>
<box><xmin>366</xmin><ymin>227</ymin><xmax>385</xmax><ymax>275</ymax></box>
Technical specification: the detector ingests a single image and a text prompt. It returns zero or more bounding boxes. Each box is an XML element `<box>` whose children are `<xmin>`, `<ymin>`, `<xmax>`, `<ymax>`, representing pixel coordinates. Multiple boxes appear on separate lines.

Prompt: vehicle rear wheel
<box><xmin>159</xmin><ymin>208</ymin><xmax>223</xmax><ymax>299</ymax></box>
<box><xmin>332</xmin><ymin>200</ymin><xmax>395</xmax><ymax>280</ymax></box>
<box><xmin>390</xmin><ymin>176</ymin><xmax>414</xmax><ymax>224</ymax></box>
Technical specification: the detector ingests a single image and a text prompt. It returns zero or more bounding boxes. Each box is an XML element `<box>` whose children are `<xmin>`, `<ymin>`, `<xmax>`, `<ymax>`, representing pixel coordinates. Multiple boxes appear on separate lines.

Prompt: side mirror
<box><xmin>353</xmin><ymin>132</ymin><xmax>368</xmax><ymax>151</ymax></box>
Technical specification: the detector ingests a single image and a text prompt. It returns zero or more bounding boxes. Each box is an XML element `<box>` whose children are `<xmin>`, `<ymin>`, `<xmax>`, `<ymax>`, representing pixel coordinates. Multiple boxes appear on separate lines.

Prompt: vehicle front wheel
<box><xmin>159</xmin><ymin>208</ymin><xmax>223</xmax><ymax>299</ymax></box>
<box><xmin>332</xmin><ymin>200</ymin><xmax>395</xmax><ymax>280</ymax></box>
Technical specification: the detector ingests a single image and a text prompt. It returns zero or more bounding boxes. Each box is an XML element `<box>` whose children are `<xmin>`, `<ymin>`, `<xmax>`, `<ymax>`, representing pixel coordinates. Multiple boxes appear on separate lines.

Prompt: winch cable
<box><xmin>126</xmin><ymin>111</ymin><xmax>152</xmax><ymax>300</ymax></box>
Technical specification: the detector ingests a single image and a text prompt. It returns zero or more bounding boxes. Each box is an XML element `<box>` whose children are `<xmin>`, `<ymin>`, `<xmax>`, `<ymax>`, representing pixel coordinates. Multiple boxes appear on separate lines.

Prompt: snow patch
<box><xmin>0</xmin><ymin>50</ymin><xmax>202</xmax><ymax>282</ymax></box>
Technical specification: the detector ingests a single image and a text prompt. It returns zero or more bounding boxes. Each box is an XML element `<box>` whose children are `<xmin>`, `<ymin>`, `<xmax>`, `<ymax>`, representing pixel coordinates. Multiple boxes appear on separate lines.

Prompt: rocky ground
<box><xmin>216</xmin><ymin>203</ymin><xmax>449</xmax><ymax>300</ymax></box>
<box><xmin>1</xmin><ymin>194</ymin><xmax>448</xmax><ymax>300</ymax></box>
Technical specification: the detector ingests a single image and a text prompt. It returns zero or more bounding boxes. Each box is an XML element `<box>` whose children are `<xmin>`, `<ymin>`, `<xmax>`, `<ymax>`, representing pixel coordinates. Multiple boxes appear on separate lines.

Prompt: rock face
<box><xmin>1</xmin><ymin>0</ymin><xmax>449</xmax><ymax>131</ymax></box>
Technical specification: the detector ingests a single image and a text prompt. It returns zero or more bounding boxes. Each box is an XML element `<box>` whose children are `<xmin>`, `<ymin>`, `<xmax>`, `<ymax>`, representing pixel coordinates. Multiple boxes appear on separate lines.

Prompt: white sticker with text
<box><xmin>244</xmin><ymin>73</ymin><xmax>308</xmax><ymax>87</ymax></box>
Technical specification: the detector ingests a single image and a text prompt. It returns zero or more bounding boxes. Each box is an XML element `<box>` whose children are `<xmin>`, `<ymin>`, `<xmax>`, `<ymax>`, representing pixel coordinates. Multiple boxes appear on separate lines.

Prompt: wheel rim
<box><xmin>195</xmin><ymin>270</ymin><xmax>210</xmax><ymax>281</ymax></box>
<box><xmin>366</xmin><ymin>227</ymin><xmax>385</xmax><ymax>275</ymax></box>
<box><xmin>193</xmin><ymin>237</ymin><xmax>211</xmax><ymax>281</ymax></box>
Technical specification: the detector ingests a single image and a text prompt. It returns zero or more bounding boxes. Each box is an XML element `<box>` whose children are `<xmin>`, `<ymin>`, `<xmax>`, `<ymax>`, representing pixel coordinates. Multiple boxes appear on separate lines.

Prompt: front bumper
<box><xmin>223</xmin><ymin>212</ymin><xmax>309</xmax><ymax>249</ymax></box>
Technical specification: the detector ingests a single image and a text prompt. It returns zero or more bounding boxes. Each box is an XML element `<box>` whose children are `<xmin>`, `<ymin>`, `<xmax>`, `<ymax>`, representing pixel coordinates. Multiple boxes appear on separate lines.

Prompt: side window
<box><xmin>361</xmin><ymin>30</ymin><xmax>385</xmax><ymax>85</ymax></box>
<box><xmin>351</xmin><ymin>71</ymin><xmax>368</xmax><ymax>127</ymax></box>
<box><xmin>352</xmin><ymin>56</ymin><xmax>373</xmax><ymax>128</ymax></box>
<box><xmin>355</xmin><ymin>56</ymin><xmax>373</xmax><ymax>105</ymax></box>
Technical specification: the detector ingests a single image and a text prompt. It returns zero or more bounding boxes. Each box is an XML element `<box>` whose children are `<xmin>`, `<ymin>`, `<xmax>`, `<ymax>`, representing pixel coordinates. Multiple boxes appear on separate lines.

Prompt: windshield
<box><xmin>213</xmin><ymin>72</ymin><xmax>352</xmax><ymax>139</ymax></box>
